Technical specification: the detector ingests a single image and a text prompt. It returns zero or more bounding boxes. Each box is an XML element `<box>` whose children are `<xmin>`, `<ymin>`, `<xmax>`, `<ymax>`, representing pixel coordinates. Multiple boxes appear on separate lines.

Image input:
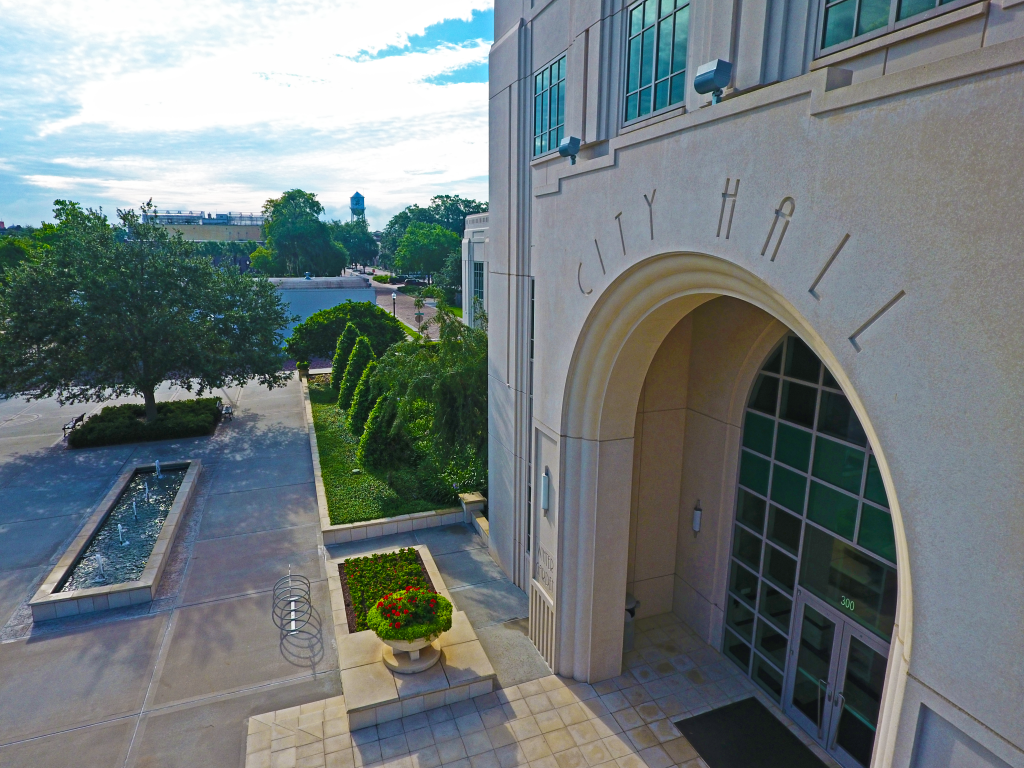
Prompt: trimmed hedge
<box><xmin>68</xmin><ymin>398</ymin><xmax>221</xmax><ymax>448</ymax></box>
<box><xmin>284</xmin><ymin>301</ymin><xmax>405</xmax><ymax>362</ymax></box>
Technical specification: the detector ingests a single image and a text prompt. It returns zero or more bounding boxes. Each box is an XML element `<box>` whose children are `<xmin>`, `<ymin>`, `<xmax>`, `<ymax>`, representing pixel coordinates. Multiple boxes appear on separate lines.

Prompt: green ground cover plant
<box><xmin>68</xmin><ymin>398</ymin><xmax>221</xmax><ymax>448</ymax></box>
<box><xmin>366</xmin><ymin>587</ymin><xmax>453</xmax><ymax>642</ymax></box>
<box><xmin>341</xmin><ymin>547</ymin><xmax>434</xmax><ymax>632</ymax></box>
<box><xmin>309</xmin><ymin>383</ymin><xmax>444</xmax><ymax>524</ymax></box>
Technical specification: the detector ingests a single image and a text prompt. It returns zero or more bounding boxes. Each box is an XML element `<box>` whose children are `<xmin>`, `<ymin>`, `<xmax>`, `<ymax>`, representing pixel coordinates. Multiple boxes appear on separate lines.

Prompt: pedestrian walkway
<box><xmin>0</xmin><ymin>376</ymin><xmax>341</xmax><ymax>767</ymax></box>
<box><xmin>371</xmin><ymin>280</ymin><xmax>439</xmax><ymax>340</ymax></box>
<box><xmin>245</xmin><ymin>610</ymin><xmax>841</xmax><ymax>768</ymax></box>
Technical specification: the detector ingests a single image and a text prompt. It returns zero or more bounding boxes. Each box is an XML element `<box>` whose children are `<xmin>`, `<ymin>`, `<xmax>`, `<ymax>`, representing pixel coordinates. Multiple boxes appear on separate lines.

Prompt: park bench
<box><xmin>218</xmin><ymin>401</ymin><xmax>233</xmax><ymax>421</ymax></box>
<box><xmin>63</xmin><ymin>413</ymin><xmax>85</xmax><ymax>437</ymax></box>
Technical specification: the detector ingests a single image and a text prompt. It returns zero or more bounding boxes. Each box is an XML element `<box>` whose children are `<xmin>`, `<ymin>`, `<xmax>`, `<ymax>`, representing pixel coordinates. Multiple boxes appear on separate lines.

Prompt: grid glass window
<box><xmin>624</xmin><ymin>0</ymin><xmax>690</xmax><ymax>122</ymax></box>
<box><xmin>821</xmin><ymin>0</ymin><xmax>959</xmax><ymax>52</ymax></box>
<box><xmin>724</xmin><ymin>334</ymin><xmax>897</xmax><ymax>701</ymax></box>
<box><xmin>473</xmin><ymin>262</ymin><xmax>484</xmax><ymax>303</ymax></box>
<box><xmin>534</xmin><ymin>56</ymin><xmax>566</xmax><ymax>156</ymax></box>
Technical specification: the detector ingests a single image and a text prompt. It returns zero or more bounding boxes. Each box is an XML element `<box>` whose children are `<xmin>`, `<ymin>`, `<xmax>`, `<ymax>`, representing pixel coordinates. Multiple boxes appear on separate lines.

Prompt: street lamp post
<box><xmin>392</xmin><ymin>292</ymin><xmax>397</xmax><ymax>316</ymax></box>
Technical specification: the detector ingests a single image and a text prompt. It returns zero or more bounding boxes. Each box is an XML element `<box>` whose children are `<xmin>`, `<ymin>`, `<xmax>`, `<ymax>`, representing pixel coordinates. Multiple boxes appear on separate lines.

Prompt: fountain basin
<box><xmin>29</xmin><ymin>460</ymin><xmax>202</xmax><ymax>621</ymax></box>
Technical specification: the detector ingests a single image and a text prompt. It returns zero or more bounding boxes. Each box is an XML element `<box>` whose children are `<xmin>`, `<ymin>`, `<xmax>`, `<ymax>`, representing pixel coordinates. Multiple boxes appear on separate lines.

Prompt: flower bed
<box><xmin>338</xmin><ymin>547</ymin><xmax>436</xmax><ymax>633</ymax></box>
<box><xmin>366</xmin><ymin>586</ymin><xmax>453</xmax><ymax>642</ymax></box>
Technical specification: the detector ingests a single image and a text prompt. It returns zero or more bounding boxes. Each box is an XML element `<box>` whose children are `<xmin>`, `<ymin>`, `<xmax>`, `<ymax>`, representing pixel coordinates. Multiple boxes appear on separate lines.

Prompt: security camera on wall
<box><xmin>693</xmin><ymin>59</ymin><xmax>733</xmax><ymax>105</ymax></box>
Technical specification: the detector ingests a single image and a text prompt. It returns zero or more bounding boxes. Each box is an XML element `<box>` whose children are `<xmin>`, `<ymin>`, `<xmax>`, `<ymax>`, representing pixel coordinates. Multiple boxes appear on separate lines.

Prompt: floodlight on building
<box><xmin>693</xmin><ymin>59</ymin><xmax>733</xmax><ymax>104</ymax></box>
<box><xmin>558</xmin><ymin>136</ymin><xmax>581</xmax><ymax>165</ymax></box>
<box><xmin>540</xmin><ymin>469</ymin><xmax>550</xmax><ymax>513</ymax></box>
<box><xmin>692</xmin><ymin>500</ymin><xmax>702</xmax><ymax>536</ymax></box>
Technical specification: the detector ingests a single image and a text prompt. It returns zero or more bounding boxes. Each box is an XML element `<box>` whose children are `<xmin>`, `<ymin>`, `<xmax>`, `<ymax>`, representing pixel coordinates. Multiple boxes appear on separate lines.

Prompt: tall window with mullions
<box><xmin>534</xmin><ymin>55</ymin><xmax>566</xmax><ymax>156</ymax></box>
<box><xmin>624</xmin><ymin>0</ymin><xmax>690</xmax><ymax>122</ymax></box>
<box><xmin>723</xmin><ymin>334</ymin><xmax>898</xmax><ymax>703</ymax></box>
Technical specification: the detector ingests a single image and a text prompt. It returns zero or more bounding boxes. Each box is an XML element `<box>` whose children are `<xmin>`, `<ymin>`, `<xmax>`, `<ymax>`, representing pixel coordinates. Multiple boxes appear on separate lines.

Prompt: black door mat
<box><xmin>674</xmin><ymin>697</ymin><xmax>830</xmax><ymax>768</ymax></box>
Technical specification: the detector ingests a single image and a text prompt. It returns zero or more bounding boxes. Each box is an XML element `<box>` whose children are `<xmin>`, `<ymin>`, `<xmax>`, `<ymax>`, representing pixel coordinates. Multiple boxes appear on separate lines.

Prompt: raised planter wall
<box><xmin>300</xmin><ymin>376</ymin><xmax>486</xmax><ymax>544</ymax></box>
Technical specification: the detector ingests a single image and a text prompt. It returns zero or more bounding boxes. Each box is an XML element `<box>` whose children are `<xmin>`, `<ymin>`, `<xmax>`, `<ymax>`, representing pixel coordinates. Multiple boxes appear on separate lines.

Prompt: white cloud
<box><xmin>0</xmin><ymin>0</ymin><xmax>493</xmax><ymax>227</ymax></box>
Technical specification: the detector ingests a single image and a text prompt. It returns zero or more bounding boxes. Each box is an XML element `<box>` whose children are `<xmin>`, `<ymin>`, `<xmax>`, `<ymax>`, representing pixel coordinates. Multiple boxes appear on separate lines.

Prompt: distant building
<box><xmin>350</xmin><ymin>192</ymin><xmax>366</xmax><ymax>222</ymax></box>
<box><xmin>461</xmin><ymin>213</ymin><xmax>489</xmax><ymax>328</ymax></box>
<box><xmin>144</xmin><ymin>210</ymin><xmax>264</xmax><ymax>242</ymax></box>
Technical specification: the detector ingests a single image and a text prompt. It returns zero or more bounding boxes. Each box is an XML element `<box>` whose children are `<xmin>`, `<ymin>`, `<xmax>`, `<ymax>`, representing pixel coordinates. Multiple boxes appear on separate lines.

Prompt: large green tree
<box><xmin>0</xmin><ymin>237</ymin><xmax>32</xmax><ymax>277</ymax></box>
<box><xmin>0</xmin><ymin>200</ymin><xmax>292</xmax><ymax>422</ymax></box>
<box><xmin>394</xmin><ymin>222</ymin><xmax>460</xmax><ymax>277</ymax></box>
<box><xmin>426</xmin><ymin>195</ymin><xmax>488</xmax><ymax>237</ymax></box>
<box><xmin>378</xmin><ymin>205</ymin><xmax>435</xmax><ymax>268</ymax></box>
<box><xmin>378</xmin><ymin>195</ymin><xmax>486</xmax><ymax>269</ymax></box>
<box><xmin>329</xmin><ymin>218</ymin><xmax>379</xmax><ymax>266</ymax></box>
<box><xmin>261</xmin><ymin>189</ymin><xmax>347</xmax><ymax>276</ymax></box>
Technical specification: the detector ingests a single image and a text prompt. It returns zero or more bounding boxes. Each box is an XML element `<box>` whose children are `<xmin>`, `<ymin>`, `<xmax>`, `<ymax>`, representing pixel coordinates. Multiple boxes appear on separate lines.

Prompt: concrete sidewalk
<box><xmin>0</xmin><ymin>376</ymin><xmax>342</xmax><ymax>767</ymax></box>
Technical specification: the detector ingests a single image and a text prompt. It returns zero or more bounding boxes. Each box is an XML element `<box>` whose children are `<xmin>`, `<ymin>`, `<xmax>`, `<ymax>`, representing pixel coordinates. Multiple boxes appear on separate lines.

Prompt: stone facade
<box><xmin>483</xmin><ymin>0</ymin><xmax>1024</xmax><ymax>766</ymax></box>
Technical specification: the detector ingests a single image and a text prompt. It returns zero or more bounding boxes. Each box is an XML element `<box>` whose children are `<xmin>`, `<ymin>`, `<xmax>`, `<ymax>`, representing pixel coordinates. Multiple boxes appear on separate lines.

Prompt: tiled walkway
<box><xmin>247</xmin><ymin>611</ymin><xmax>841</xmax><ymax>768</ymax></box>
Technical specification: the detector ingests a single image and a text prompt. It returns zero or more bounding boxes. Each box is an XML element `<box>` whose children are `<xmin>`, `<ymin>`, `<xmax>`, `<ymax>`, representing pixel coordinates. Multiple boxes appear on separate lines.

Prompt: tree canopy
<box><xmin>284</xmin><ymin>300</ymin><xmax>406</xmax><ymax>362</ymax></box>
<box><xmin>378</xmin><ymin>195</ymin><xmax>487</xmax><ymax>268</ymax></box>
<box><xmin>394</xmin><ymin>222</ymin><xmax>460</xmax><ymax>276</ymax></box>
<box><xmin>0</xmin><ymin>200</ymin><xmax>292</xmax><ymax>421</ymax></box>
<box><xmin>426</xmin><ymin>195</ymin><xmax>488</xmax><ymax>237</ymax></box>
<box><xmin>0</xmin><ymin>237</ymin><xmax>32</xmax><ymax>277</ymax></box>
<box><xmin>329</xmin><ymin>218</ymin><xmax>379</xmax><ymax>265</ymax></box>
<box><xmin>372</xmin><ymin>302</ymin><xmax>487</xmax><ymax>459</ymax></box>
<box><xmin>259</xmin><ymin>189</ymin><xmax>347</xmax><ymax>276</ymax></box>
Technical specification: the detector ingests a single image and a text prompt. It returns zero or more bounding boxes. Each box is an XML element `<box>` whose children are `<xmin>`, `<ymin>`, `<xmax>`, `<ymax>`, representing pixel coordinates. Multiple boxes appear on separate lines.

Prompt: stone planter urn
<box><xmin>381</xmin><ymin>634</ymin><xmax>441</xmax><ymax>674</ymax></box>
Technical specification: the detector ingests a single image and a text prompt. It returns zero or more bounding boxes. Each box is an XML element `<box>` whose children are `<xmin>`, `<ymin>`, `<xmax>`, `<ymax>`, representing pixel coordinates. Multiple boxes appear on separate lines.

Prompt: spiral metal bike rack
<box><xmin>272</xmin><ymin>571</ymin><xmax>312</xmax><ymax>635</ymax></box>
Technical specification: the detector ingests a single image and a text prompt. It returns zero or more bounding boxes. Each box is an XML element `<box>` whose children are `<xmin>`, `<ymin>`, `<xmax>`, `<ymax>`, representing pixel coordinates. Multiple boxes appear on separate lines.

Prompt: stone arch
<box><xmin>554</xmin><ymin>251</ymin><xmax>911</xmax><ymax>768</ymax></box>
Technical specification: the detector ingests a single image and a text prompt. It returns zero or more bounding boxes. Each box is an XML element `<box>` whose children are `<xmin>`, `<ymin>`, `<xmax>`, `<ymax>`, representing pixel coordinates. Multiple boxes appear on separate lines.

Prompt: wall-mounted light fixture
<box><xmin>693</xmin><ymin>59</ymin><xmax>733</xmax><ymax>104</ymax></box>
<box><xmin>558</xmin><ymin>136</ymin><xmax>581</xmax><ymax>165</ymax></box>
<box><xmin>692</xmin><ymin>500</ymin><xmax>702</xmax><ymax>537</ymax></box>
<box><xmin>540</xmin><ymin>469</ymin><xmax>550</xmax><ymax>514</ymax></box>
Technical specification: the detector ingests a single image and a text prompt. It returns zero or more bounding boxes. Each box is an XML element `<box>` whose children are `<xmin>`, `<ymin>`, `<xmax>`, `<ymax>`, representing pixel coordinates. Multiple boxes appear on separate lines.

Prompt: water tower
<box><xmin>350</xmin><ymin>192</ymin><xmax>365</xmax><ymax>221</ymax></box>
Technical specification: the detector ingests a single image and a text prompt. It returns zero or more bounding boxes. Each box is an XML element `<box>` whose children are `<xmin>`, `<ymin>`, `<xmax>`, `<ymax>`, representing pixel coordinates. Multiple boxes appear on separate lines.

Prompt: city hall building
<box><xmin>472</xmin><ymin>0</ymin><xmax>1024</xmax><ymax>765</ymax></box>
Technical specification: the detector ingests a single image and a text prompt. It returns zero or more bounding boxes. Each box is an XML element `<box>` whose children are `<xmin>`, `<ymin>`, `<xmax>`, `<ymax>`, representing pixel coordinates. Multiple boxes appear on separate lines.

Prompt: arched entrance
<box><xmin>549</xmin><ymin>252</ymin><xmax>912</xmax><ymax>768</ymax></box>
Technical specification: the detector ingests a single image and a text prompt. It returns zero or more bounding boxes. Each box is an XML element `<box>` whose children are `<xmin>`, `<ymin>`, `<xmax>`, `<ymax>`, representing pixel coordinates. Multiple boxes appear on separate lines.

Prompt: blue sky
<box><xmin>0</xmin><ymin>1</ymin><xmax>493</xmax><ymax>229</ymax></box>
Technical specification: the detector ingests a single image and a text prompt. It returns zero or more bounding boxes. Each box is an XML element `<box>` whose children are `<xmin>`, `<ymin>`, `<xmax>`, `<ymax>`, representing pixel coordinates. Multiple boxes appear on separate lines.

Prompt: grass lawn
<box><xmin>309</xmin><ymin>383</ymin><xmax>448</xmax><ymax>525</ymax></box>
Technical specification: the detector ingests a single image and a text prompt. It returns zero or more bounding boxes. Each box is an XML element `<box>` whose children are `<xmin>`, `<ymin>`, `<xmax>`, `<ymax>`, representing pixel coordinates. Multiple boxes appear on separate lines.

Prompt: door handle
<box><xmin>817</xmin><ymin>679</ymin><xmax>828</xmax><ymax>739</ymax></box>
<box><xmin>829</xmin><ymin>693</ymin><xmax>846</xmax><ymax>750</ymax></box>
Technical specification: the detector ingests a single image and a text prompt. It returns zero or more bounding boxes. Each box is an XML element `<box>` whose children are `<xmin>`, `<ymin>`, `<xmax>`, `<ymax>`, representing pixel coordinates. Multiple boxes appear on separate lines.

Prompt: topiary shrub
<box><xmin>68</xmin><ymin>398</ymin><xmax>222</xmax><ymax>448</ymax></box>
<box><xmin>284</xmin><ymin>301</ymin><xmax>405</xmax><ymax>362</ymax></box>
<box><xmin>366</xmin><ymin>587</ymin><xmax>453</xmax><ymax>642</ymax></box>
<box><xmin>338</xmin><ymin>336</ymin><xmax>375</xmax><ymax>409</ymax></box>
<box><xmin>347</xmin><ymin>361</ymin><xmax>379</xmax><ymax>437</ymax></box>
<box><xmin>330</xmin><ymin>323</ymin><xmax>360</xmax><ymax>389</ymax></box>
<box><xmin>358</xmin><ymin>392</ymin><xmax>415</xmax><ymax>480</ymax></box>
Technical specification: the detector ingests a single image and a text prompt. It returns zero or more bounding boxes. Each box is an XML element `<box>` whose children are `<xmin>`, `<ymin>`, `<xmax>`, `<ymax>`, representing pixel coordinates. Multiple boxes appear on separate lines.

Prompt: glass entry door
<box><xmin>784</xmin><ymin>590</ymin><xmax>889</xmax><ymax>768</ymax></box>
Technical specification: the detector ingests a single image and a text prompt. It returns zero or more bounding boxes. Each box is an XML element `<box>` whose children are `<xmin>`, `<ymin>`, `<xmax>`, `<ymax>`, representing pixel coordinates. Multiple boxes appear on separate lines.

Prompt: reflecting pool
<box><xmin>59</xmin><ymin>468</ymin><xmax>186</xmax><ymax>591</ymax></box>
